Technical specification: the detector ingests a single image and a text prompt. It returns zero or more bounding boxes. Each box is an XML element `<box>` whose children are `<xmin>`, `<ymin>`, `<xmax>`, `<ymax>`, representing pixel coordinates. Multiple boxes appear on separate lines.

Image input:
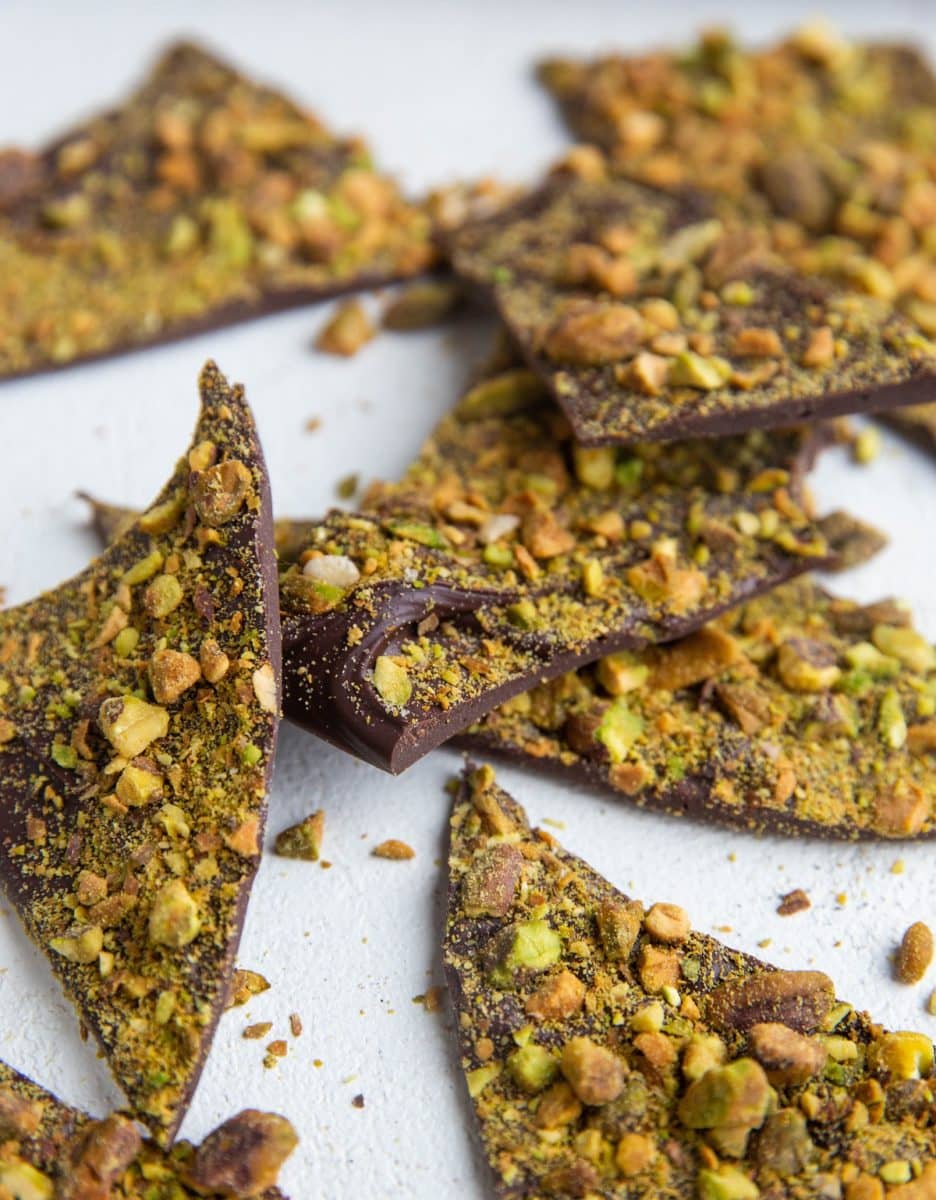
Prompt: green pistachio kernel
<box><xmin>373</xmin><ymin>656</ymin><xmax>412</xmax><ymax>708</ymax></box>
<box><xmin>878</xmin><ymin>688</ymin><xmax>907</xmax><ymax>749</ymax></box>
<box><xmin>595</xmin><ymin>699</ymin><xmax>645</xmax><ymax>763</ymax></box>
<box><xmin>508</xmin><ymin>1044</ymin><xmax>558</xmax><ymax>1093</ymax></box>
<box><xmin>113</xmin><ymin>627</ymin><xmax>140</xmax><ymax>658</ymax></box>
<box><xmin>488</xmin><ymin>920</ymin><xmax>562</xmax><ymax>987</ymax></box>
<box><xmin>383</xmin><ymin>519</ymin><xmax>450</xmax><ymax>550</ymax></box>
<box><xmin>51</xmin><ymin>744</ymin><xmax>78</xmax><ymax>770</ymax></box>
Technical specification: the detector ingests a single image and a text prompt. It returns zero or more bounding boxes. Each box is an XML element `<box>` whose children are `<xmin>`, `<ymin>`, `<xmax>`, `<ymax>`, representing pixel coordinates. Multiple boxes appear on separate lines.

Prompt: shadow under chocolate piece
<box><xmin>449</xmin><ymin>174</ymin><xmax>936</xmax><ymax>446</ymax></box>
<box><xmin>280</xmin><ymin>377</ymin><xmax>832</xmax><ymax>771</ymax></box>
<box><xmin>444</xmin><ymin>764</ymin><xmax>936</xmax><ymax>1198</ymax></box>
<box><xmin>0</xmin><ymin>42</ymin><xmax>434</xmax><ymax>380</ymax></box>
<box><xmin>460</xmin><ymin>578</ymin><xmax>936</xmax><ymax>839</ymax></box>
<box><xmin>0</xmin><ymin>362</ymin><xmax>281</xmax><ymax>1144</ymax></box>
<box><xmin>0</xmin><ymin>1057</ymin><xmax>295</xmax><ymax>1197</ymax></box>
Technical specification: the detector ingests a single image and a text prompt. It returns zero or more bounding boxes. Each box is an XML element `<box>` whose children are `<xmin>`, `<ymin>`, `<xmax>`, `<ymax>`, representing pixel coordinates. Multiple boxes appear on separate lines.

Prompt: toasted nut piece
<box><xmin>373</xmin><ymin>656</ymin><xmax>412</xmax><ymax>708</ymax></box>
<box><xmin>316</xmin><ymin>300</ymin><xmax>375</xmax><ymax>357</ymax></box>
<box><xmin>776</xmin><ymin>638</ymin><xmax>841</xmax><ymax>692</ymax></box>
<box><xmin>643</xmin><ymin>902</ymin><xmax>690</xmax><ymax>945</ymax></box>
<box><xmin>50</xmin><ymin>925</ymin><xmax>104</xmax><ymax>964</ymax></box>
<box><xmin>200</xmin><ymin>637</ymin><xmax>231</xmax><ymax>683</ymax></box>
<box><xmin>508</xmin><ymin>1044</ymin><xmax>558</xmax><ymax>1093</ymax></box>
<box><xmin>534</xmin><ymin>1081</ymin><xmax>582</xmax><ymax>1129</ymax></box>
<box><xmin>646</xmin><ymin>627</ymin><xmax>740</xmax><ymax>692</ymax></box>
<box><xmin>560</xmin><ymin>1036</ymin><xmax>625</xmax><ymax>1105</ymax></box>
<box><xmin>0</xmin><ymin>1088</ymin><xmax>41</xmax><ymax>1139</ymax></box>
<box><xmin>541</xmin><ymin>303</ymin><xmax>644</xmax><ymax>364</ymax></box>
<box><xmin>526</xmin><ymin>969</ymin><xmax>586</xmax><ymax>1021</ymax></box>
<box><xmin>677</xmin><ymin>1057</ymin><xmax>770</xmax><ymax>1132</ymax></box>
<box><xmin>628</xmin><ymin>351</ymin><xmax>670</xmax><ymax>395</ymax></box>
<box><xmin>907</xmin><ymin>721</ymin><xmax>936</xmax><ymax>755</ymax></box>
<box><xmin>872</xmin><ymin>783</ymin><xmax>930</xmax><ymax>837</ymax></box>
<box><xmin>895</xmin><ymin>922</ymin><xmax>934</xmax><ymax>985</ymax></box>
<box><xmin>486</xmin><ymin>921</ymin><xmax>562</xmax><ymax>986</ymax></box>
<box><xmin>596</xmin><ymin>897</ymin><xmax>643</xmax><ymax>961</ymax></box>
<box><xmin>615</xmin><ymin>1132</ymin><xmax>655</xmax><ymax>1177</ymax></box>
<box><xmin>59</xmin><ymin>1114</ymin><xmax>142</xmax><ymax>1200</ymax></box>
<box><xmin>697</xmin><ymin>1164</ymin><xmax>760</xmax><ymax>1200</ymax></box>
<box><xmin>638</xmin><ymin>944</ymin><xmax>681</xmax><ymax>993</ymax></box>
<box><xmin>149</xmin><ymin>648</ymin><xmax>201</xmax><ymax>704</ymax></box>
<box><xmin>115</xmin><ymin>760</ymin><xmax>162</xmax><ymax>807</ymax></box>
<box><xmin>148</xmin><ymin>879</ymin><xmax>201</xmax><ymax>948</ymax></box>
<box><xmin>251</xmin><ymin>663</ymin><xmax>278</xmax><ymax>714</ymax></box>
<box><xmin>143</xmin><ymin>572</ymin><xmax>184</xmax><ymax>619</ymax></box>
<box><xmin>682</xmin><ymin>1033</ymin><xmax>727</xmax><ymax>1083</ymax></box>
<box><xmin>192</xmin><ymin>459</ymin><xmax>253</xmax><ymax>526</ymax></box>
<box><xmin>869</xmin><ymin>1031</ymin><xmax>934</xmax><ymax>1080</ymax></box>
<box><xmin>748</xmin><ymin>1022</ymin><xmax>827</xmax><ymax>1086</ymax></box>
<box><xmin>801</xmin><ymin>325</ymin><xmax>835</xmax><ymax>368</ymax></box>
<box><xmin>372</xmin><ymin>839</ymin><xmax>415</xmax><ymax>860</ymax></box>
<box><xmin>98</xmin><ymin>696</ymin><xmax>169</xmax><ymax>758</ymax></box>
<box><xmin>706</xmin><ymin>970</ymin><xmax>834</xmax><ymax>1034</ymax></box>
<box><xmin>274</xmin><ymin>810</ymin><xmax>325</xmax><ymax>861</ymax></box>
<box><xmin>522</xmin><ymin>509</ymin><xmax>575</xmax><ymax>559</ymax></box>
<box><xmin>731</xmin><ymin>327</ymin><xmax>783</xmax><ymax>357</ymax></box>
<box><xmin>753</xmin><ymin>1109</ymin><xmax>816</xmax><ymax>1178</ymax></box>
<box><xmin>462</xmin><ymin>844</ymin><xmax>523</xmax><ymax>918</ymax></box>
<box><xmin>184</xmin><ymin>1110</ymin><xmax>298</xmax><ymax>1196</ymax></box>
<box><xmin>227</xmin><ymin>969</ymin><xmax>270</xmax><ymax>1009</ymax></box>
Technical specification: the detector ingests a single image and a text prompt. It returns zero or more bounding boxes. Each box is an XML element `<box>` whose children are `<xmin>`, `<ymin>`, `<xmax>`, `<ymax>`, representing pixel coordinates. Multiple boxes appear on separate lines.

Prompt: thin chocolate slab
<box><xmin>459</xmin><ymin>577</ymin><xmax>936</xmax><ymax>839</ymax></box>
<box><xmin>279</xmin><ymin>371</ymin><xmax>832</xmax><ymax>771</ymax></box>
<box><xmin>0</xmin><ymin>1057</ymin><xmax>294</xmax><ymax>1197</ymax></box>
<box><xmin>0</xmin><ymin>42</ymin><xmax>434</xmax><ymax>380</ymax></box>
<box><xmin>445</xmin><ymin>764</ymin><xmax>936</xmax><ymax>1198</ymax></box>
<box><xmin>449</xmin><ymin>172</ymin><xmax>936</xmax><ymax>445</ymax></box>
<box><xmin>0</xmin><ymin>362</ymin><xmax>281</xmax><ymax>1143</ymax></box>
<box><xmin>538</xmin><ymin>29</ymin><xmax>936</xmax><ymax>207</ymax></box>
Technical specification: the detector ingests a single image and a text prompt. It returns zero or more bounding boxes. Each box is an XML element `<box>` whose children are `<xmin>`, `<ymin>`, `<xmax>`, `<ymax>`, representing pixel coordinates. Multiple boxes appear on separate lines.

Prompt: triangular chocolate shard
<box><xmin>445</xmin><ymin>764</ymin><xmax>936</xmax><ymax>1197</ymax></box>
<box><xmin>449</xmin><ymin>173</ymin><xmax>936</xmax><ymax>446</ymax></box>
<box><xmin>280</xmin><ymin>388</ymin><xmax>831</xmax><ymax>771</ymax></box>
<box><xmin>0</xmin><ymin>42</ymin><xmax>433</xmax><ymax>380</ymax></box>
<box><xmin>459</xmin><ymin>578</ymin><xmax>936</xmax><ymax>839</ymax></box>
<box><xmin>0</xmin><ymin>1057</ymin><xmax>294</xmax><ymax>1197</ymax></box>
<box><xmin>0</xmin><ymin>361</ymin><xmax>281</xmax><ymax>1142</ymax></box>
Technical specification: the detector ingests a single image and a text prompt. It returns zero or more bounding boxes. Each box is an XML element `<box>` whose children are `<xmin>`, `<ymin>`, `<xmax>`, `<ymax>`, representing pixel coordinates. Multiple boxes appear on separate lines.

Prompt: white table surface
<box><xmin>0</xmin><ymin>2</ymin><xmax>935</xmax><ymax>1194</ymax></box>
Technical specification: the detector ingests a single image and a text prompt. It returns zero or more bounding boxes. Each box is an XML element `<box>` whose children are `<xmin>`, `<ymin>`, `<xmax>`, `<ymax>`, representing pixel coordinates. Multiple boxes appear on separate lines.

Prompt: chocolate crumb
<box><xmin>351</xmin><ymin>1093</ymin><xmax>365</xmax><ymax>1109</ymax></box>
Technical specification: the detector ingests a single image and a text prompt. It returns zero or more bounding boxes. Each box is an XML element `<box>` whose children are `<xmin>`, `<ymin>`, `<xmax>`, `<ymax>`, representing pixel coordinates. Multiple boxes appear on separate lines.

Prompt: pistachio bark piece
<box><xmin>880</xmin><ymin>403</ymin><xmax>936</xmax><ymax>458</ymax></box>
<box><xmin>0</xmin><ymin>1056</ymin><xmax>292</xmax><ymax>1197</ymax></box>
<box><xmin>0</xmin><ymin>41</ymin><xmax>434</xmax><ymax>381</ymax></box>
<box><xmin>459</xmin><ymin>577</ymin><xmax>936</xmax><ymax>839</ymax></box>
<box><xmin>448</xmin><ymin>172</ymin><xmax>936</xmax><ymax>446</ymax></box>
<box><xmin>444</xmin><ymin>764</ymin><xmax>936</xmax><ymax>1198</ymax></box>
<box><xmin>0</xmin><ymin>362</ymin><xmax>280</xmax><ymax>1143</ymax></box>
<box><xmin>280</xmin><ymin>385</ymin><xmax>831</xmax><ymax>771</ymax></box>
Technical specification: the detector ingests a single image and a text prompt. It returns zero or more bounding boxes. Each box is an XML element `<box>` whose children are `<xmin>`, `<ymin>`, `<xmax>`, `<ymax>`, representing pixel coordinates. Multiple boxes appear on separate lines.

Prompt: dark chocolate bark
<box><xmin>0</xmin><ymin>1057</ymin><xmax>294</xmax><ymax>1197</ymax></box>
<box><xmin>444</xmin><ymin>764</ymin><xmax>936</xmax><ymax>1198</ymax></box>
<box><xmin>279</xmin><ymin>373</ymin><xmax>832</xmax><ymax>770</ymax></box>
<box><xmin>0</xmin><ymin>42</ymin><xmax>434</xmax><ymax>380</ymax></box>
<box><xmin>0</xmin><ymin>362</ymin><xmax>281</xmax><ymax>1143</ymax></box>
<box><xmin>449</xmin><ymin>174</ymin><xmax>936</xmax><ymax>446</ymax></box>
<box><xmin>459</xmin><ymin>578</ymin><xmax>936</xmax><ymax>839</ymax></box>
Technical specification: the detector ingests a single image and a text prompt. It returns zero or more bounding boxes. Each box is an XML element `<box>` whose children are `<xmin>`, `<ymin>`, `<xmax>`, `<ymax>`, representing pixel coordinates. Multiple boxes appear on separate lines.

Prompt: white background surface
<box><xmin>0</xmin><ymin>2</ymin><xmax>935</xmax><ymax>1195</ymax></box>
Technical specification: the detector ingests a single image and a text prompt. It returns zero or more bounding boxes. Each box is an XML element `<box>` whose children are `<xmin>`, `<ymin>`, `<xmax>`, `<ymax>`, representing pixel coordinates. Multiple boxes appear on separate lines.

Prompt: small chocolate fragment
<box><xmin>0</xmin><ymin>362</ymin><xmax>281</xmax><ymax>1142</ymax></box>
<box><xmin>449</xmin><ymin>173</ymin><xmax>936</xmax><ymax>445</ymax></box>
<box><xmin>0</xmin><ymin>42</ymin><xmax>434</xmax><ymax>380</ymax></box>
<box><xmin>460</xmin><ymin>577</ymin><xmax>936</xmax><ymax>839</ymax></box>
<box><xmin>0</xmin><ymin>1056</ymin><xmax>292</xmax><ymax>1197</ymax></box>
<box><xmin>444</xmin><ymin>764</ymin><xmax>936</xmax><ymax>1198</ymax></box>
<box><xmin>777</xmin><ymin>889</ymin><xmax>811</xmax><ymax>916</ymax></box>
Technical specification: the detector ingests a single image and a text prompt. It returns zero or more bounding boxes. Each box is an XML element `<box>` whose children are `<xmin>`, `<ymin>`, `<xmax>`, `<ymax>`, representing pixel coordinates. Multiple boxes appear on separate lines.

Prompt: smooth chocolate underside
<box><xmin>0</xmin><ymin>367</ymin><xmax>281</xmax><ymax>1143</ymax></box>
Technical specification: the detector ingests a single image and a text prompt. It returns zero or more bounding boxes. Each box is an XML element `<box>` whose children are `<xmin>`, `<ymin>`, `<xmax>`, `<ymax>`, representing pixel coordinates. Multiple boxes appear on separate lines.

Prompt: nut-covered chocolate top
<box><xmin>462</xmin><ymin>577</ymin><xmax>936</xmax><ymax>839</ymax></box>
<box><xmin>277</xmin><ymin>363</ymin><xmax>831</xmax><ymax>770</ymax></box>
<box><xmin>0</xmin><ymin>42</ymin><xmax>434</xmax><ymax>379</ymax></box>
<box><xmin>444</xmin><ymin>765</ymin><xmax>936</xmax><ymax>1198</ymax></box>
<box><xmin>0</xmin><ymin>362</ymin><xmax>280</xmax><ymax>1143</ymax></box>
<box><xmin>450</xmin><ymin>172</ymin><xmax>936</xmax><ymax>445</ymax></box>
<box><xmin>0</xmin><ymin>1057</ymin><xmax>294</xmax><ymax>1198</ymax></box>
